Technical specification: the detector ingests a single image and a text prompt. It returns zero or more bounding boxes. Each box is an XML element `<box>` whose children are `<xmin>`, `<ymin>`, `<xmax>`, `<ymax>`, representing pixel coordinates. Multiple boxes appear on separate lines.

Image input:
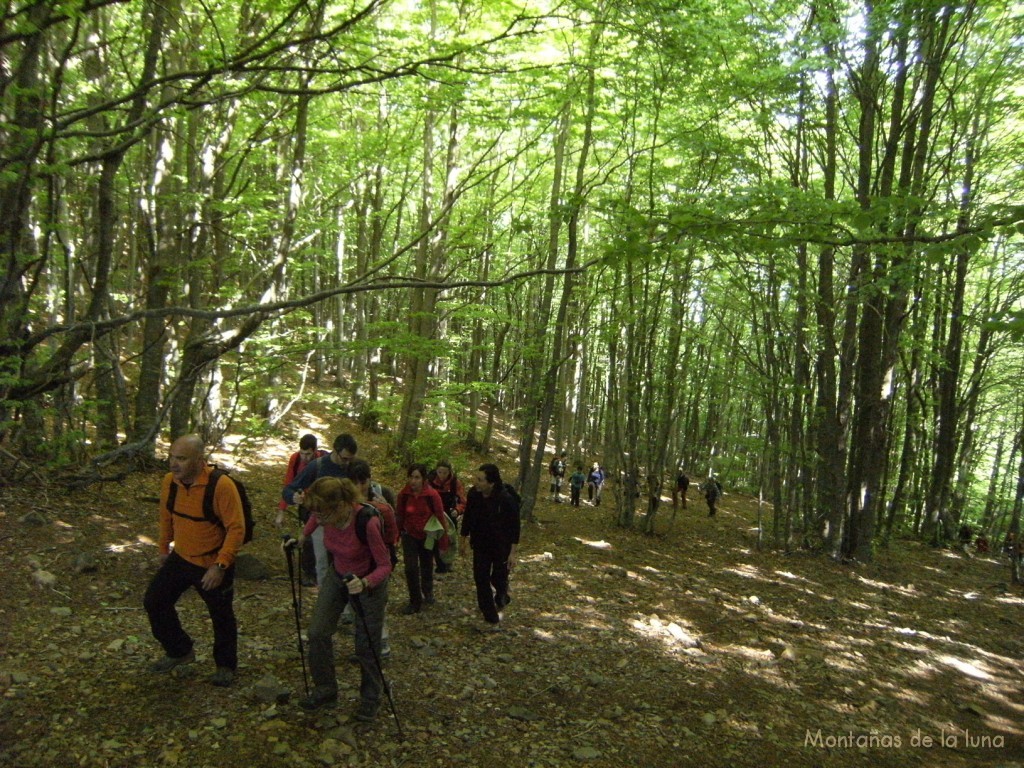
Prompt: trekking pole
<box><xmin>343</xmin><ymin>576</ymin><xmax>404</xmax><ymax>740</ymax></box>
<box><xmin>283</xmin><ymin>536</ymin><xmax>310</xmax><ymax>697</ymax></box>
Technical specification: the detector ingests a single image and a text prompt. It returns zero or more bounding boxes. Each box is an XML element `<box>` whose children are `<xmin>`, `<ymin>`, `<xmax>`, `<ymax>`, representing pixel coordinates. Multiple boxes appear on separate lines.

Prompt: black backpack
<box><xmin>353</xmin><ymin>503</ymin><xmax>398</xmax><ymax>568</ymax></box>
<box><xmin>167</xmin><ymin>467</ymin><xmax>255</xmax><ymax>544</ymax></box>
<box><xmin>503</xmin><ymin>482</ymin><xmax>522</xmax><ymax>511</ymax></box>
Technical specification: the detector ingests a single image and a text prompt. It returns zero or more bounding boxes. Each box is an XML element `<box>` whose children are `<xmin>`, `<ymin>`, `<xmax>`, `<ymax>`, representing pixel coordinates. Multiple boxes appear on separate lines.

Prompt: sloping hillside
<box><xmin>1</xmin><ymin>417</ymin><xmax>1022</xmax><ymax>768</ymax></box>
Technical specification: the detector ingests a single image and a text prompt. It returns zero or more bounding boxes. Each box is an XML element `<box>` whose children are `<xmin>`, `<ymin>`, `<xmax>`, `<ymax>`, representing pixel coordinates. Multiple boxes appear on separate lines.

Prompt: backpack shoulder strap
<box><xmin>203</xmin><ymin>467</ymin><xmax>226</xmax><ymax>525</ymax></box>
<box><xmin>354</xmin><ymin>503</ymin><xmax>379</xmax><ymax>546</ymax></box>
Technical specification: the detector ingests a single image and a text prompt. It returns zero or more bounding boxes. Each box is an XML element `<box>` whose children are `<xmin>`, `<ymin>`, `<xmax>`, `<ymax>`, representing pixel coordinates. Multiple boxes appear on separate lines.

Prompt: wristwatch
<box><xmin>215</xmin><ymin>562</ymin><xmax>227</xmax><ymax>571</ymax></box>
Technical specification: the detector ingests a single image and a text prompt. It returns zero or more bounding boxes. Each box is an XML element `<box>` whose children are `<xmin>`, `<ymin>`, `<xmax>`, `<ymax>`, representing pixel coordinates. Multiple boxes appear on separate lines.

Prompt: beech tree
<box><xmin>2</xmin><ymin>0</ymin><xmax>1023</xmax><ymax>566</ymax></box>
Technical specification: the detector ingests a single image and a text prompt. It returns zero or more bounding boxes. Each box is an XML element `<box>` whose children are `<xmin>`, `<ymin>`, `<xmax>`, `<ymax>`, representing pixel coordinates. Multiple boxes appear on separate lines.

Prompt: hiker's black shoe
<box><xmin>349</xmin><ymin>646</ymin><xmax>389</xmax><ymax>665</ymax></box>
<box><xmin>149</xmin><ymin>650</ymin><xmax>195</xmax><ymax>673</ymax></box>
<box><xmin>352</xmin><ymin>704</ymin><xmax>378</xmax><ymax>723</ymax></box>
<box><xmin>401</xmin><ymin>603</ymin><xmax>420</xmax><ymax>615</ymax></box>
<box><xmin>299</xmin><ymin>691</ymin><xmax>337</xmax><ymax>711</ymax></box>
<box><xmin>209</xmin><ymin>667</ymin><xmax>234</xmax><ymax>687</ymax></box>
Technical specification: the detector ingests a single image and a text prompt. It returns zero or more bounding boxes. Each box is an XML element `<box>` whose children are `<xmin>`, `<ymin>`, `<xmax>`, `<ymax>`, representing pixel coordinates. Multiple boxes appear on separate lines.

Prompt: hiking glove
<box><xmin>345</xmin><ymin>575</ymin><xmax>366</xmax><ymax>595</ymax></box>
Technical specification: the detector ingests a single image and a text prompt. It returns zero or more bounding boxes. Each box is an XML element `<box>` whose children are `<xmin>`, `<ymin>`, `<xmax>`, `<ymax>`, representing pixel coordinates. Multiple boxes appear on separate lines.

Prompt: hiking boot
<box><xmin>300</xmin><ymin>574</ymin><xmax>317</xmax><ymax>587</ymax></box>
<box><xmin>476</xmin><ymin>621</ymin><xmax>501</xmax><ymax>633</ymax></box>
<box><xmin>424</xmin><ymin>593</ymin><xmax>436</xmax><ymax>606</ymax></box>
<box><xmin>348</xmin><ymin>646</ymin><xmax>389</xmax><ymax>665</ymax></box>
<box><xmin>352</xmin><ymin>704</ymin><xmax>378</xmax><ymax>723</ymax></box>
<box><xmin>209</xmin><ymin>667</ymin><xmax>234</xmax><ymax>687</ymax></box>
<box><xmin>401</xmin><ymin>603</ymin><xmax>420</xmax><ymax>615</ymax></box>
<box><xmin>149</xmin><ymin>650</ymin><xmax>195</xmax><ymax>673</ymax></box>
<box><xmin>299</xmin><ymin>690</ymin><xmax>338</xmax><ymax>711</ymax></box>
<box><xmin>496</xmin><ymin>594</ymin><xmax>511</xmax><ymax>609</ymax></box>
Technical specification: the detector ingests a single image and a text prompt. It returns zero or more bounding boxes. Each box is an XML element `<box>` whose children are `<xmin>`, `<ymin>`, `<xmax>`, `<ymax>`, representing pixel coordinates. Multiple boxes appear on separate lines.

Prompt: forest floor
<box><xmin>2</xmin><ymin>409</ymin><xmax>1024</xmax><ymax>768</ymax></box>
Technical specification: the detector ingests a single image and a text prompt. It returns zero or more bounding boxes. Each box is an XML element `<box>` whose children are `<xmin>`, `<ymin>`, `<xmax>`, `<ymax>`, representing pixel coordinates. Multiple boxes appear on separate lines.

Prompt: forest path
<box><xmin>1</xmin><ymin>429</ymin><xmax>1022</xmax><ymax>768</ymax></box>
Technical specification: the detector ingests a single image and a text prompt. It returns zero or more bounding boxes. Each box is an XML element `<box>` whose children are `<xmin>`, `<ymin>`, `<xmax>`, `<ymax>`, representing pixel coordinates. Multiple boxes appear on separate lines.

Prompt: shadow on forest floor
<box><xmin>1</xmin><ymin>421</ymin><xmax>1023</xmax><ymax>768</ymax></box>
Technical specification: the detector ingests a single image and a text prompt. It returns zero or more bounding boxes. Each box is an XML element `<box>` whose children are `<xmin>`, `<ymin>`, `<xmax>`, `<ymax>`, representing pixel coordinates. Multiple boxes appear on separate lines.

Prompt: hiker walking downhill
<box><xmin>569</xmin><ymin>465</ymin><xmax>586</xmax><ymax>507</ymax></box>
<box><xmin>673</xmin><ymin>470</ymin><xmax>690</xmax><ymax>512</ymax></box>
<box><xmin>587</xmin><ymin>462</ymin><xmax>606</xmax><ymax>506</ymax></box>
<box><xmin>549</xmin><ymin>451</ymin><xmax>567</xmax><ymax>502</ymax></box>
<box><xmin>702</xmin><ymin>476</ymin><xmax>722</xmax><ymax>517</ymax></box>
<box><xmin>143</xmin><ymin>435</ymin><xmax>244</xmax><ymax>687</ymax></box>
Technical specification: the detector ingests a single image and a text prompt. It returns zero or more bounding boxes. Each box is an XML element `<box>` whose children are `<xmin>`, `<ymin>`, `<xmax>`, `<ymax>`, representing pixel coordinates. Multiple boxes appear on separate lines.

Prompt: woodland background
<box><xmin>3</xmin><ymin>0</ymin><xmax>1024</xmax><ymax>564</ymax></box>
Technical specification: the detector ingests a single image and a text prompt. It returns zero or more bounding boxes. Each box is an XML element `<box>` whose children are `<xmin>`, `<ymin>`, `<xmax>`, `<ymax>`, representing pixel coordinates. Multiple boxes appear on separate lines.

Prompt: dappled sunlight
<box><xmin>993</xmin><ymin>594</ymin><xmax>1024</xmax><ymax>606</ymax></box>
<box><xmin>522</xmin><ymin>551</ymin><xmax>555</xmax><ymax>564</ymax></box>
<box><xmin>773</xmin><ymin>569</ymin><xmax>820</xmax><ymax>586</ymax></box>
<box><xmin>823</xmin><ymin>651</ymin><xmax>870</xmax><ymax>674</ymax></box>
<box><xmin>936</xmin><ymin>654</ymin><xmax>995</xmax><ymax>681</ymax></box>
<box><xmin>722</xmin><ymin>564</ymin><xmax>762</xmax><ymax>579</ymax></box>
<box><xmin>105</xmin><ymin>536</ymin><xmax>153</xmax><ymax>554</ymax></box>
<box><xmin>851</xmin><ymin>574</ymin><xmax>919</xmax><ymax>596</ymax></box>
<box><xmin>574</xmin><ymin>537</ymin><xmax>613</xmax><ymax>549</ymax></box>
<box><xmin>626</xmin><ymin>613</ymin><xmax>705</xmax><ymax>654</ymax></box>
<box><xmin>714</xmin><ymin>643</ymin><xmax>775</xmax><ymax>663</ymax></box>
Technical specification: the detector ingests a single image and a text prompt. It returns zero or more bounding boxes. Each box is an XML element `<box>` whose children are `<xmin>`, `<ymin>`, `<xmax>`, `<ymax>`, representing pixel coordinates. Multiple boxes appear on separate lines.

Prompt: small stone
<box><xmin>507</xmin><ymin>706</ymin><xmax>542</xmax><ymax>722</ymax></box>
<box><xmin>573</xmin><ymin>746</ymin><xmax>602</xmax><ymax>760</ymax></box>
<box><xmin>234</xmin><ymin>553</ymin><xmax>270</xmax><ymax>581</ymax></box>
<box><xmin>33</xmin><ymin>570</ymin><xmax>57</xmax><ymax>589</ymax></box>
<box><xmin>253</xmin><ymin>674</ymin><xmax>290</xmax><ymax>704</ymax></box>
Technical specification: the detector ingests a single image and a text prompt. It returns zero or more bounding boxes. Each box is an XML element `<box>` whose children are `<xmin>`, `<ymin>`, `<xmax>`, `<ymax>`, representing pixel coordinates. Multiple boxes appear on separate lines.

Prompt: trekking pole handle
<box><xmin>282</xmin><ymin>534</ymin><xmax>298</xmax><ymax>551</ymax></box>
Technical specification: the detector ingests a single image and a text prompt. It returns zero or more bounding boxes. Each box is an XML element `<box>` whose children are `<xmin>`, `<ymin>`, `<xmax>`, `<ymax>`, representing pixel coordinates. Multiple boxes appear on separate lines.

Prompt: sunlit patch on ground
<box><xmin>573</xmin><ymin>537</ymin><xmax>612</xmax><ymax>549</ymax></box>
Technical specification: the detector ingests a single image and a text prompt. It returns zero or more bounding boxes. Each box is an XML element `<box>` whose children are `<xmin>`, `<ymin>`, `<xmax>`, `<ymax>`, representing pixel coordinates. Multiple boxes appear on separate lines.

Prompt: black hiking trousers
<box><xmin>144</xmin><ymin>551</ymin><xmax>237</xmax><ymax>670</ymax></box>
<box><xmin>472</xmin><ymin>544</ymin><xmax>511</xmax><ymax>624</ymax></box>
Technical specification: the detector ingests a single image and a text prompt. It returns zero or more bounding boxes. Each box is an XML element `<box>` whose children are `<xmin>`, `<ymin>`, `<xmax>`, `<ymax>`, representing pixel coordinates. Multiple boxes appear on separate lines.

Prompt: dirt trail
<box><xmin>1</xmin><ymin>443</ymin><xmax>1022</xmax><ymax>768</ymax></box>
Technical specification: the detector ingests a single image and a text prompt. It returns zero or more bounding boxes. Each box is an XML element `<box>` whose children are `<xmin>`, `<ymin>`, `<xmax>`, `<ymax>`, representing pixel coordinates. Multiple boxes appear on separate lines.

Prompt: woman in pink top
<box><xmin>395</xmin><ymin>463</ymin><xmax>447</xmax><ymax>614</ymax></box>
<box><xmin>295</xmin><ymin>477</ymin><xmax>391</xmax><ymax>721</ymax></box>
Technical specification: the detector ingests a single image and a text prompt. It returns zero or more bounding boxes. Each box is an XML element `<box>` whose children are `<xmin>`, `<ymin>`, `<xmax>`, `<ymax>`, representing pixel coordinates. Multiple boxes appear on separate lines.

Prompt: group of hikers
<box><xmin>143</xmin><ymin>430</ymin><xmax>732</xmax><ymax>725</ymax></box>
<box><xmin>546</xmin><ymin>452</ymin><xmax>608</xmax><ymax>506</ymax></box>
<box><xmin>548</xmin><ymin>453</ymin><xmax>724</xmax><ymax>517</ymax></box>
<box><xmin>143</xmin><ymin>432</ymin><xmax>520</xmax><ymax>724</ymax></box>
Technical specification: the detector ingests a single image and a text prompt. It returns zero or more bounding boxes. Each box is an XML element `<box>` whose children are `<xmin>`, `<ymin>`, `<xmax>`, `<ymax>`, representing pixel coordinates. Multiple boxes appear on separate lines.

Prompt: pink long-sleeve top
<box><xmin>303</xmin><ymin>506</ymin><xmax>392</xmax><ymax>587</ymax></box>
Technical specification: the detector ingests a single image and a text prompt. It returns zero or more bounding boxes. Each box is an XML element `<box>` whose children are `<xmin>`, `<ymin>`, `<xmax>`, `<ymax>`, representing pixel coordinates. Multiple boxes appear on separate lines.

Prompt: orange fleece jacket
<box><xmin>158</xmin><ymin>465</ymin><xmax>245</xmax><ymax>569</ymax></box>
